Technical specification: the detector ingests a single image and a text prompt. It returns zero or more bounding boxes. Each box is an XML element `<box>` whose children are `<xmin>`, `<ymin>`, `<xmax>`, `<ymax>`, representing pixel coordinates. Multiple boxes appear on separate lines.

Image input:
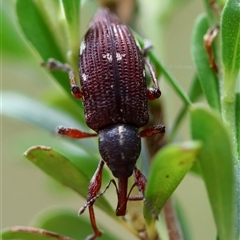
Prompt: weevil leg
<box><xmin>58</xmin><ymin>126</ymin><xmax>97</xmax><ymax>139</ymax></box>
<box><xmin>78</xmin><ymin>160</ymin><xmax>105</xmax><ymax>239</ymax></box>
<box><xmin>139</xmin><ymin>124</ymin><xmax>165</xmax><ymax>140</ymax></box>
<box><xmin>86</xmin><ymin>206</ymin><xmax>102</xmax><ymax>240</ymax></box>
<box><xmin>141</xmin><ymin>40</ymin><xmax>161</xmax><ymax>100</ymax></box>
<box><xmin>132</xmin><ymin>167</ymin><xmax>147</xmax><ymax>196</ymax></box>
<box><xmin>41</xmin><ymin>58</ymin><xmax>83</xmax><ymax>99</ymax></box>
<box><xmin>144</xmin><ymin>57</ymin><xmax>161</xmax><ymax>100</ymax></box>
<box><xmin>131</xmin><ymin>167</ymin><xmax>159</xmax><ymax>220</ymax></box>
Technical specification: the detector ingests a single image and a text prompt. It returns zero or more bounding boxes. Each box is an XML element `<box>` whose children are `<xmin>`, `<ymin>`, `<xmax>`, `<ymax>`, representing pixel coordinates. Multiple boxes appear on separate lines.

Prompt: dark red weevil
<box><xmin>43</xmin><ymin>8</ymin><xmax>165</xmax><ymax>240</ymax></box>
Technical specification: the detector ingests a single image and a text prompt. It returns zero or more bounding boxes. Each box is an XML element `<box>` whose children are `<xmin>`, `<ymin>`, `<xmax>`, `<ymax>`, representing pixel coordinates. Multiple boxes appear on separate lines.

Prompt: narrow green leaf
<box><xmin>61</xmin><ymin>0</ymin><xmax>80</xmax><ymax>29</ymax></box>
<box><xmin>24</xmin><ymin>146</ymin><xmax>115</xmax><ymax>218</ymax></box>
<box><xmin>221</xmin><ymin>0</ymin><xmax>240</xmax><ymax>101</ymax></box>
<box><xmin>2</xmin><ymin>93</ymin><xmax>85</xmax><ymax>133</ymax></box>
<box><xmin>191</xmin><ymin>14</ymin><xmax>220</xmax><ymax>111</ymax></box>
<box><xmin>16</xmin><ymin>0</ymin><xmax>77</xmax><ymax>96</ymax></box>
<box><xmin>61</xmin><ymin>0</ymin><xmax>80</xmax><ymax>69</ymax></box>
<box><xmin>1</xmin><ymin>226</ymin><xmax>73</xmax><ymax>240</ymax></box>
<box><xmin>144</xmin><ymin>141</ymin><xmax>201</xmax><ymax>227</ymax></box>
<box><xmin>16</xmin><ymin>0</ymin><xmax>63</xmax><ymax>61</ymax></box>
<box><xmin>190</xmin><ymin>105</ymin><xmax>234</xmax><ymax>240</ymax></box>
<box><xmin>1</xmin><ymin>1</ymin><xmax>31</xmax><ymax>57</ymax></box>
<box><xmin>202</xmin><ymin>0</ymin><xmax>219</xmax><ymax>24</ymax></box>
<box><xmin>34</xmin><ymin>208</ymin><xmax>120</xmax><ymax>240</ymax></box>
<box><xmin>236</xmin><ymin>92</ymin><xmax>240</xmax><ymax>158</ymax></box>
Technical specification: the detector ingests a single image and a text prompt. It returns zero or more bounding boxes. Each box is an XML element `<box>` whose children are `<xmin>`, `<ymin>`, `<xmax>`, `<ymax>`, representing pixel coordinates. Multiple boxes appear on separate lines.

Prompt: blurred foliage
<box><xmin>1</xmin><ymin>0</ymin><xmax>239</xmax><ymax>239</ymax></box>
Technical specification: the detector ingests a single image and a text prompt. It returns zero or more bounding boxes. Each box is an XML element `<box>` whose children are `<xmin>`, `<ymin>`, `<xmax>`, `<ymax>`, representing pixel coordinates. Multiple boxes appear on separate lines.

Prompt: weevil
<box><xmin>43</xmin><ymin>8</ymin><xmax>165</xmax><ymax>240</ymax></box>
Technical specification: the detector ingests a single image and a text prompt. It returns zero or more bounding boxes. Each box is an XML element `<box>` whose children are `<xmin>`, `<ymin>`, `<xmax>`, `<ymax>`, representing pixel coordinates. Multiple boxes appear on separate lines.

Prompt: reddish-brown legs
<box><xmin>78</xmin><ymin>161</ymin><xmax>154</xmax><ymax>239</ymax></box>
<box><xmin>79</xmin><ymin>160</ymin><xmax>104</xmax><ymax>240</ymax></box>
<box><xmin>139</xmin><ymin>124</ymin><xmax>165</xmax><ymax>138</ymax></box>
<box><xmin>58</xmin><ymin>127</ymin><xmax>97</xmax><ymax>138</ymax></box>
<box><xmin>78</xmin><ymin>123</ymin><xmax>165</xmax><ymax>235</ymax></box>
<box><xmin>145</xmin><ymin>57</ymin><xmax>161</xmax><ymax>100</ymax></box>
<box><xmin>142</xmin><ymin>40</ymin><xmax>161</xmax><ymax>100</ymax></box>
<box><xmin>41</xmin><ymin>58</ymin><xmax>83</xmax><ymax>99</ymax></box>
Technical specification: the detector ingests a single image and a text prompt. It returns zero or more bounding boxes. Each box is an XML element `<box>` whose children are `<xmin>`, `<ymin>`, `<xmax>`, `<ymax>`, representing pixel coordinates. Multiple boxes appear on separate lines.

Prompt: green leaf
<box><xmin>61</xmin><ymin>0</ymin><xmax>80</xmax><ymax>71</ymax></box>
<box><xmin>62</xmin><ymin>0</ymin><xmax>80</xmax><ymax>26</ymax></box>
<box><xmin>2</xmin><ymin>92</ymin><xmax>114</xmax><ymax>184</ymax></box>
<box><xmin>24</xmin><ymin>146</ymin><xmax>115</xmax><ymax>218</ymax></box>
<box><xmin>191</xmin><ymin>14</ymin><xmax>220</xmax><ymax>111</ymax></box>
<box><xmin>61</xmin><ymin>0</ymin><xmax>80</xmax><ymax>48</ymax></box>
<box><xmin>144</xmin><ymin>141</ymin><xmax>201</xmax><ymax>230</ymax></box>
<box><xmin>16</xmin><ymin>0</ymin><xmax>77</xmax><ymax>97</ymax></box>
<box><xmin>221</xmin><ymin>0</ymin><xmax>240</xmax><ymax>101</ymax></box>
<box><xmin>34</xmin><ymin>208</ymin><xmax>120</xmax><ymax>240</ymax></box>
<box><xmin>190</xmin><ymin>105</ymin><xmax>234</xmax><ymax>240</ymax></box>
<box><xmin>236</xmin><ymin>92</ymin><xmax>240</xmax><ymax>158</ymax></box>
<box><xmin>1</xmin><ymin>226</ymin><xmax>73</xmax><ymax>240</ymax></box>
<box><xmin>2</xmin><ymin>93</ymin><xmax>85</xmax><ymax>132</ymax></box>
<box><xmin>1</xmin><ymin>0</ymin><xmax>31</xmax><ymax>57</ymax></box>
<box><xmin>16</xmin><ymin>0</ymin><xmax>63</xmax><ymax>61</ymax></box>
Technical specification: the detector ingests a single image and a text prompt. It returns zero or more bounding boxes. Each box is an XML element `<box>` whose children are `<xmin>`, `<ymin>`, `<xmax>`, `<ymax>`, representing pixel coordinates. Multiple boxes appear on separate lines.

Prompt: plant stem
<box><xmin>151</xmin><ymin>53</ymin><xmax>192</xmax><ymax>106</ymax></box>
<box><xmin>221</xmin><ymin>96</ymin><xmax>238</xmax><ymax>162</ymax></box>
<box><xmin>163</xmin><ymin>198</ymin><xmax>183</xmax><ymax>240</ymax></box>
<box><xmin>133</xmin><ymin>33</ymin><xmax>192</xmax><ymax>106</ymax></box>
<box><xmin>221</xmin><ymin>85</ymin><xmax>240</xmax><ymax>239</ymax></box>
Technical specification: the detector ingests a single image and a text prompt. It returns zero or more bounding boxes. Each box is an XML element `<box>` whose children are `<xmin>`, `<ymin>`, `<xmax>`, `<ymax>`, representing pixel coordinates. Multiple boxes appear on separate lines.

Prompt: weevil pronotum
<box><xmin>43</xmin><ymin>8</ymin><xmax>165</xmax><ymax>240</ymax></box>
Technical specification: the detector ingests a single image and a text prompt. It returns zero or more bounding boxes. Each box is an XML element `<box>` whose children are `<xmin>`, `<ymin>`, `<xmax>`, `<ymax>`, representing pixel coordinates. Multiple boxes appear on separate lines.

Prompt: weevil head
<box><xmin>98</xmin><ymin>124</ymin><xmax>141</xmax><ymax>178</ymax></box>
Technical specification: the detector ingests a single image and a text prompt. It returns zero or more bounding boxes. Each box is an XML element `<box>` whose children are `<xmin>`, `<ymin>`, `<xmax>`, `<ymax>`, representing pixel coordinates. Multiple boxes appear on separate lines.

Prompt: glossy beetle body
<box><xmin>43</xmin><ymin>8</ymin><xmax>164</xmax><ymax>240</ymax></box>
<box><xmin>80</xmin><ymin>9</ymin><xmax>148</xmax><ymax>131</ymax></box>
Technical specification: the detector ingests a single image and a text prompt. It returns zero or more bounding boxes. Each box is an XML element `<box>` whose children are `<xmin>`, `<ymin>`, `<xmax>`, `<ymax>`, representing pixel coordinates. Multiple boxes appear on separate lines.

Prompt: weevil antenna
<box><xmin>78</xmin><ymin>179</ymin><xmax>117</xmax><ymax>215</ymax></box>
<box><xmin>126</xmin><ymin>175</ymin><xmax>159</xmax><ymax>220</ymax></box>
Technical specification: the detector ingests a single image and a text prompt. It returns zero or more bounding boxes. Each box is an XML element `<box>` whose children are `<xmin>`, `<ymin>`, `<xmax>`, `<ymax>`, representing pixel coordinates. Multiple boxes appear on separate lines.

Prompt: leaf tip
<box><xmin>180</xmin><ymin>140</ymin><xmax>202</xmax><ymax>152</ymax></box>
<box><xmin>24</xmin><ymin>145</ymin><xmax>52</xmax><ymax>156</ymax></box>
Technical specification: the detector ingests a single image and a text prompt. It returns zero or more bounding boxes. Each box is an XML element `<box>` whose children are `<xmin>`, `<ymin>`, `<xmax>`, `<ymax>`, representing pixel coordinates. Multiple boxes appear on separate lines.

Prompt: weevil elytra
<box><xmin>43</xmin><ymin>8</ymin><xmax>165</xmax><ymax>240</ymax></box>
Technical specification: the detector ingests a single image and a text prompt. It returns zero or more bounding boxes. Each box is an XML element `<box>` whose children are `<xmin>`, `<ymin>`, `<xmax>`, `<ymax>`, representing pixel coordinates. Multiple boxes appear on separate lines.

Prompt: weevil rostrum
<box><xmin>43</xmin><ymin>8</ymin><xmax>165</xmax><ymax>240</ymax></box>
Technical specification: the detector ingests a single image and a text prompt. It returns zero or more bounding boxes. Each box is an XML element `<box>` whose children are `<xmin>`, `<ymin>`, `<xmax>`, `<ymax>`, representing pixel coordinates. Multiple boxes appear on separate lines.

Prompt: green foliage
<box><xmin>191</xmin><ymin>14</ymin><xmax>220</xmax><ymax>111</ymax></box>
<box><xmin>24</xmin><ymin>146</ymin><xmax>114</xmax><ymax>217</ymax></box>
<box><xmin>144</xmin><ymin>141</ymin><xmax>201</xmax><ymax>231</ymax></box>
<box><xmin>191</xmin><ymin>105</ymin><xmax>234</xmax><ymax>240</ymax></box>
<box><xmin>221</xmin><ymin>0</ymin><xmax>240</xmax><ymax>100</ymax></box>
<box><xmin>1</xmin><ymin>0</ymin><xmax>240</xmax><ymax>239</ymax></box>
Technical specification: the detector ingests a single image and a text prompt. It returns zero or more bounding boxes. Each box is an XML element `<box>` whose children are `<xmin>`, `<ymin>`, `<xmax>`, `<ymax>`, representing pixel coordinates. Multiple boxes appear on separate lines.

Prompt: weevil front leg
<box><xmin>41</xmin><ymin>58</ymin><xmax>83</xmax><ymax>99</ymax></box>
